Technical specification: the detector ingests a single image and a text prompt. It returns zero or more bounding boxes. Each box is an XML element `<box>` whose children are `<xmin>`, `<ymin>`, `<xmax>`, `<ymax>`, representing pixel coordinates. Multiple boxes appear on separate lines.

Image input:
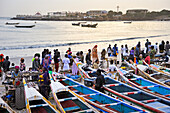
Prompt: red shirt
<box><xmin>145</xmin><ymin>56</ymin><xmax>150</xmax><ymax>65</ymax></box>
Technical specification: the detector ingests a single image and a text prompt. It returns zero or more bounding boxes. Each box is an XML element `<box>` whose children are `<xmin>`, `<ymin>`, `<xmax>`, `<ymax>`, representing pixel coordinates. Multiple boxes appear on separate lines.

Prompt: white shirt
<box><xmin>62</xmin><ymin>58</ymin><xmax>70</xmax><ymax>70</ymax></box>
<box><xmin>121</xmin><ymin>47</ymin><xmax>126</xmax><ymax>54</ymax></box>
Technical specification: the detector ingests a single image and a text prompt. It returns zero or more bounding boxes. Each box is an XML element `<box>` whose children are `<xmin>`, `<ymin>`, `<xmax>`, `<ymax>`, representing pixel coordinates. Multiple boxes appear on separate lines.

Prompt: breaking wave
<box><xmin>0</xmin><ymin>34</ymin><xmax>169</xmax><ymax>50</ymax></box>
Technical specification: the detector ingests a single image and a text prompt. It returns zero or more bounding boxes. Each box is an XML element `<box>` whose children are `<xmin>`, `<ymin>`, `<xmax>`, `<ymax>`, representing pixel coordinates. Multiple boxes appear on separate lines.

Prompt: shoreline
<box><xmin>11</xmin><ymin>18</ymin><xmax>170</xmax><ymax>21</ymax></box>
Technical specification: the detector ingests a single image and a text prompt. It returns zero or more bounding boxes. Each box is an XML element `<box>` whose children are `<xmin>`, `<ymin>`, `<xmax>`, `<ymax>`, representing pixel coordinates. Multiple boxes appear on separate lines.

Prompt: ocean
<box><xmin>0</xmin><ymin>17</ymin><xmax>170</xmax><ymax>67</ymax></box>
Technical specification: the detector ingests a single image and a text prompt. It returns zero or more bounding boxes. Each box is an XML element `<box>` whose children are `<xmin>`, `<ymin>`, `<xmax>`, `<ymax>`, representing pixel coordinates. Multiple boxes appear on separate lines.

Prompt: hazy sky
<box><xmin>1</xmin><ymin>0</ymin><xmax>170</xmax><ymax>17</ymax></box>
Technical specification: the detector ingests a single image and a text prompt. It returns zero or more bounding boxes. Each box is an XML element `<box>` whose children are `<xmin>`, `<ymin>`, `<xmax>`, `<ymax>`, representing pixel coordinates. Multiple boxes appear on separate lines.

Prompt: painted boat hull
<box><xmin>23</xmin><ymin>78</ymin><xmax>59</xmax><ymax>113</ymax></box>
<box><xmin>127</xmin><ymin>60</ymin><xmax>170</xmax><ymax>87</ymax></box>
<box><xmin>117</xmin><ymin>64</ymin><xmax>170</xmax><ymax>100</ymax></box>
<box><xmin>49</xmin><ymin>74</ymin><xmax>99</xmax><ymax>113</ymax></box>
<box><xmin>103</xmin><ymin>76</ymin><xmax>170</xmax><ymax>113</ymax></box>
<box><xmin>57</xmin><ymin>78</ymin><xmax>146</xmax><ymax>113</ymax></box>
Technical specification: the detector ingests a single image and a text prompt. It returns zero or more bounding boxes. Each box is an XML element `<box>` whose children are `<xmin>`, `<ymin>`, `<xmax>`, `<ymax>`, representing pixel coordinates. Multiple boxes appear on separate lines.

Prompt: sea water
<box><xmin>0</xmin><ymin>17</ymin><xmax>170</xmax><ymax>66</ymax></box>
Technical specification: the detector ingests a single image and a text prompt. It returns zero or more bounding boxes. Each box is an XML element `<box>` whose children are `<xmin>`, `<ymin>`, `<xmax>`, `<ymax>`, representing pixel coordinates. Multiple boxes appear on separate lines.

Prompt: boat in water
<box><xmin>49</xmin><ymin>74</ymin><xmax>98</xmax><ymax>113</ymax></box>
<box><xmin>15</xmin><ymin>25</ymin><xmax>35</xmax><ymax>28</ymax></box>
<box><xmin>124</xmin><ymin>21</ymin><xmax>132</xmax><ymax>24</ymax></box>
<box><xmin>23</xmin><ymin>78</ymin><xmax>59</xmax><ymax>113</ymax></box>
<box><xmin>72</xmin><ymin>23</ymin><xmax>81</xmax><ymax>26</ymax></box>
<box><xmin>5</xmin><ymin>22</ymin><xmax>19</xmax><ymax>25</ymax></box>
<box><xmin>81</xmin><ymin>23</ymin><xmax>98</xmax><ymax>28</ymax></box>
<box><xmin>72</xmin><ymin>22</ymin><xmax>87</xmax><ymax>26</ymax></box>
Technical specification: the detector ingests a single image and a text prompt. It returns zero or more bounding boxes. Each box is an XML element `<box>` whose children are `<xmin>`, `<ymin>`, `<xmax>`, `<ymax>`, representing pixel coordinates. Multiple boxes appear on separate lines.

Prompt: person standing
<box><xmin>72</xmin><ymin>56</ymin><xmax>79</xmax><ymax>75</ymax></box>
<box><xmin>80</xmin><ymin>51</ymin><xmax>84</xmax><ymax>63</ymax></box>
<box><xmin>32</xmin><ymin>56</ymin><xmax>40</xmax><ymax>71</ymax></box>
<box><xmin>86</xmin><ymin>49</ymin><xmax>92</xmax><ymax>66</ymax></box>
<box><xmin>145</xmin><ymin>39</ymin><xmax>150</xmax><ymax>54</ymax></box>
<box><xmin>112</xmin><ymin>44</ymin><xmax>118</xmax><ymax>57</ymax></box>
<box><xmin>135</xmin><ymin>44</ymin><xmax>140</xmax><ymax>60</ymax></box>
<box><xmin>92</xmin><ymin>45</ymin><xmax>99</xmax><ymax>64</ymax></box>
<box><xmin>149</xmin><ymin>46</ymin><xmax>156</xmax><ymax>59</ymax></box>
<box><xmin>107</xmin><ymin>44</ymin><xmax>112</xmax><ymax>57</ymax></box>
<box><xmin>62</xmin><ymin>54</ymin><xmax>70</xmax><ymax>71</ymax></box>
<box><xmin>165</xmin><ymin>41</ymin><xmax>170</xmax><ymax>55</ymax></box>
<box><xmin>39</xmin><ymin>67</ymin><xmax>50</xmax><ymax>99</ymax></box>
<box><xmin>2</xmin><ymin>56</ymin><xmax>10</xmax><ymax>81</ymax></box>
<box><xmin>121</xmin><ymin>45</ymin><xmax>125</xmax><ymax>61</ymax></box>
<box><xmin>95</xmin><ymin>69</ymin><xmax>105</xmax><ymax>93</ymax></box>
<box><xmin>54</xmin><ymin>49</ymin><xmax>60</xmax><ymax>72</ymax></box>
<box><xmin>129</xmin><ymin>47</ymin><xmax>135</xmax><ymax>60</ymax></box>
<box><xmin>159</xmin><ymin>40</ymin><xmax>165</xmax><ymax>53</ymax></box>
<box><xmin>20</xmin><ymin>58</ymin><xmax>25</xmax><ymax>71</ymax></box>
<box><xmin>42</xmin><ymin>55</ymin><xmax>50</xmax><ymax>69</ymax></box>
<box><xmin>101</xmin><ymin>49</ymin><xmax>106</xmax><ymax>60</ymax></box>
<box><xmin>154</xmin><ymin>43</ymin><xmax>158</xmax><ymax>54</ymax></box>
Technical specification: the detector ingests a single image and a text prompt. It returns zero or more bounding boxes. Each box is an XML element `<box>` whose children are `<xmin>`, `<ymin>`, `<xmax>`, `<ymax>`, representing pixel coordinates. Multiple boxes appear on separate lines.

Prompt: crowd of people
<box><xmin>0</xmin><ymin>39</ymin><xmax>169</xmax><ymax>98</ymax></box>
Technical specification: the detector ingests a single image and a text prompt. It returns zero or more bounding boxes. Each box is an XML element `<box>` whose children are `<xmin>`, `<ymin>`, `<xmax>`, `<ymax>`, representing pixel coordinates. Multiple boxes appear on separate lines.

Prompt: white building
<box><xmin>48</xmin><ymin>12</ymin><xmax>67</xmax><ymax>17</ymax></box>
<box><xmin>126</xmin><ymin>9</ymin><xmax>148</xmax><ymax>15</ymax></box>
<box><xmin>86</xmin><ymin>10</ymin><xmax>108</xmax><ymax>17</ymax></box>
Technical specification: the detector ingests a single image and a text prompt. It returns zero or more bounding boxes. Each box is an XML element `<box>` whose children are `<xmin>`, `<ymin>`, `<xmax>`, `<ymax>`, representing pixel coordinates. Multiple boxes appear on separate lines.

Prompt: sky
<box><xmin>0</xmin><ymin>0</ymin><xmax>170</xmax><ymax>17</ymax></box>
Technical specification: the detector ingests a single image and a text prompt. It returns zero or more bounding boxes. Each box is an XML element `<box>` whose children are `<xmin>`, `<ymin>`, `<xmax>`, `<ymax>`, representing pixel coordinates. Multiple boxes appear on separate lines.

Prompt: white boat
<box><xmin>23</xmin><ymin>78</ymin><xmax>59</xmax><ymax>113</ymax></box>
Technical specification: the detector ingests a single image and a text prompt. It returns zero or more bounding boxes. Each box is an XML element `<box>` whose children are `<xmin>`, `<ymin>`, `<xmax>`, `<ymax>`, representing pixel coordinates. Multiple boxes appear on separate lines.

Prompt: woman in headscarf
<box><xmin>92</xmin><ymin>45</ymin><xmax>99</xmax><ymax>64</ymax></box>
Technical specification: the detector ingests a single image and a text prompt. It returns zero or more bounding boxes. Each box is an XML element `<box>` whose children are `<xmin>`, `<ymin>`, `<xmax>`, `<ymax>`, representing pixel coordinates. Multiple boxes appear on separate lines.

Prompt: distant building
<box><xmin>126</xmin><ymin>9</ymin><xmax>148</xmax><ymax>15</ymax></box>
<box><xmin>86</xmin><ymin>10</ymin><xmax>108</xmax><ymax>17</ymax></box>
<box><xmin>16</xmin><ymin>12</ymin><xmax>43</xmax><ymax>19</ymax></box>
<box><xmin>48</xmin><ymin>12</ymin><xmax>67</xmax><ymax>17</ymax></box>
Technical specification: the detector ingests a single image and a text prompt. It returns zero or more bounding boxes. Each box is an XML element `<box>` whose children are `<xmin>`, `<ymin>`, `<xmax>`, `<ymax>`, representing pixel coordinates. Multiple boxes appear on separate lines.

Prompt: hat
<box><xmin>15</xmin><ymin>66</ymin><xmax>19</xmax><ymax>69</ymax></box>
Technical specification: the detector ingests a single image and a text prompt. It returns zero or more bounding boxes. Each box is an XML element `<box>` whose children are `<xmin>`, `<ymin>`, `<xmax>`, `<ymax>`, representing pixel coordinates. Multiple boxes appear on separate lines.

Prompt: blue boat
<box><xmin>56</xmin><ymin>77</ymin><xmax>146</xmax><ymax>113</ymax></box>
<box><xmin>126</xmin><ymin>60</ymin><xmax>170</xmax><ymax>87</ymax></box>
<box><xmin>49</xmin><ymin>74</ymin><xmax>99</xmax><ymax>113</ymax></box>
<box><xmin>119</xmin><ymin>61</ymin><xmax>170</xmax><ymax>100</ymax></box>
<box><xmin>103</xmin><ymin>76</ymin><xmax>170</xmax><ymax>113</ymax></box>
<box><xmin>74</xmin><ymin>61</ymin><xmax>170</xmax><ymax>112</ymax></box>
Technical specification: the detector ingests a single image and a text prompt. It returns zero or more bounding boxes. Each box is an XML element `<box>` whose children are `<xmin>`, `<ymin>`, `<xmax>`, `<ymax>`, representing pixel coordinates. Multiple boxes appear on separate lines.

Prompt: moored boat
<box><xmin>81</xmin><ymin>23</ymin><xmax>98</xmax><ymax>28</ymax></box>
<box><xmin>49</xmin><ymin>74</ymin><xmax>98</xmax><ymax>113</ymax></box>
<box><xmin>123</xmin><ymin>21</ymin><xmax>132</xmax><ymax>24</ymax></box>
<box><xmin>74</xmin><ymin>60</ymin><xmax>170</xmax><ymax>112</ymax></box>
<box><xmin>15</xmin><ymin>25</ymin><xmax>35</xmax><ymax>28</ymax></box>
<box><xmin>23</xmin><ymin>78</ymin><xmax>59</xmax><ymax>113</ymax></box>
<box><xmin>56</xmin><ymin>77</ymin><xmax>146</xmax><ymax>113</ymax></box>
<box><xmin>128</xmin><ymin>60</ymin><xmax>170</xmax><ymax>87</ymax></box>
<box><xmin>5</xmin><ymin>22</ymin><xmax>19</xmax><ymax>25</ymax></box>
<box><xmin>103</xmin><ymin>76</ymin><xmax>170</xmax><ymax>113</ymax></box>
<box><xmin>116</xmin><ymin>64</ymin><xmax>170</xmax><ymax>100</ymax></box>
<box><xmin>0</xmin><ymin>98</ymin><xmax>16</xmax><ymax>113</ymax></box>
<box><xmin>144</xmin><ymin>61</ymin><xmax>170</xmax><ymax>76</ymax></box>
<box><xmin>72</xmin><ymin>23</ymin><xmax>80</xmax><ymax>26</ymax></box>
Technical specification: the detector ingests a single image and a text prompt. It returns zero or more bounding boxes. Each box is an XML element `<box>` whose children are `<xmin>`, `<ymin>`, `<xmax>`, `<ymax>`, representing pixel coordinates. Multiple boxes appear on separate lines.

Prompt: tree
<box><xmin>107</xmin><ymin>10</ymin><xmax>114</xmax><ymax>18</ymax></box>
